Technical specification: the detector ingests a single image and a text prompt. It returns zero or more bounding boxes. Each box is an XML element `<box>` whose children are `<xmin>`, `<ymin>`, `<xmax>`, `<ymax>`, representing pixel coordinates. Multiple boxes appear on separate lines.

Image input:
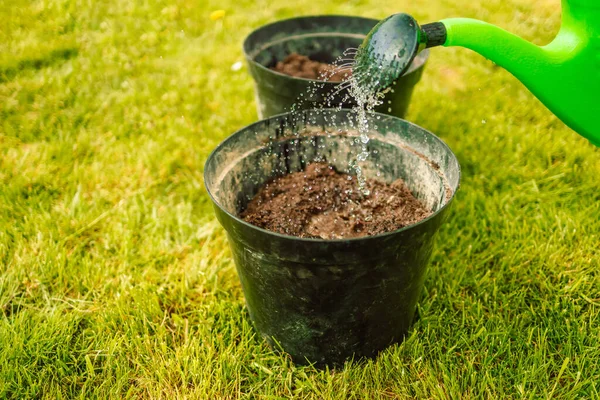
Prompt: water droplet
<box><xmin>231</xmin><ymin>61</ymin><xmax>243</xmax><ymax>71</ymax></box>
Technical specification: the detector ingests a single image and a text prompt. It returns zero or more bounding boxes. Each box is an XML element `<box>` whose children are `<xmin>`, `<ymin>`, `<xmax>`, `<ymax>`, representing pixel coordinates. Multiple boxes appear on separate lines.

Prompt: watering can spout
<box><xmin>432</xmin><ymin>0</ymin><xmax>600</xmax><ymax>145</ymax></box>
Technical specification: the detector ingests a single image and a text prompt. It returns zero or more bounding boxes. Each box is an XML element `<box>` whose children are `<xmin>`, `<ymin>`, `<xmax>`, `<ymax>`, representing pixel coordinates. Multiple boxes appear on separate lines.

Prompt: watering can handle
<box><xmin>564</xmin><ymin>0</ymin><xmax>600</xmax><ymax>7</ymax></box>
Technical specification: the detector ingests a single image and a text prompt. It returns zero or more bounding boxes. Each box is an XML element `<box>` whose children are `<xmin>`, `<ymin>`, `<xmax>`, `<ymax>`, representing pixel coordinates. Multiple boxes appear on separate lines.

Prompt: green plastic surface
<box><xmin>441</xmin><ymin>0</ymin><xmax>600</xmax><ymax>146</ymax></box>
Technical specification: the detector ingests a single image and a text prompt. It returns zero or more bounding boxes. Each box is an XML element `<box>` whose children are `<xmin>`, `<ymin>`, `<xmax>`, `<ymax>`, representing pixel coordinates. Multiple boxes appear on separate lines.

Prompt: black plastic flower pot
<box><xmin>243</xmin><ymin>15</ymin><xmax>429</xmax><ymax>119</ymax></box>
<box><xmin>204</xmin><ymin>109</ymin><xmax>460</xmax><ymax>366</ymax></box>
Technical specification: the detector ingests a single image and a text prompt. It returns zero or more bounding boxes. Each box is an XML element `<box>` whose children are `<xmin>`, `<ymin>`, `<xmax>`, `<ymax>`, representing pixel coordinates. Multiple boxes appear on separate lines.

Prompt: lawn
<box><xmin>1</xmin><ymin>0</ymin><xmax>599</xmax><ymax>398</ymax></box>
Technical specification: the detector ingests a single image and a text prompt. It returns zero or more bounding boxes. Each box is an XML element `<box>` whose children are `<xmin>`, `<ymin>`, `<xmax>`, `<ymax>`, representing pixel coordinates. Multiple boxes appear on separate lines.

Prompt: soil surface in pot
<box><xmin>271</xmin><ymin>53</ymin><xmax>351</xmax><ymax>82</ymax></box>
<box><xmin>241</xmin><ymin>163</ymin><xmax>431</xmax><ymax>239</ymax></box>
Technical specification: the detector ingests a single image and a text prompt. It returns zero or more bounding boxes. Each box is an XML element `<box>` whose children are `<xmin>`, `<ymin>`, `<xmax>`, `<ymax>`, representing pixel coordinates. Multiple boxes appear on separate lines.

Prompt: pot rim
<box><xmin>203</xmin><ymin>109</ymin><xmax>461</xmax><ymax>244</ymax></box>
<box><xmin>242</xmin><ymin>14</ymin><xmax>430</xmax><ymax>85</ymax></box>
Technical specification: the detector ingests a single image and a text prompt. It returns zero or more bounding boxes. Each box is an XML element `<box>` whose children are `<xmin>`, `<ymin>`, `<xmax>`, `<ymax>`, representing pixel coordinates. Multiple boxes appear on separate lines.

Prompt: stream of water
<box><xmin>284</xmin><ymin>48</ymin><xmax>388</xmax><ymax>196</ymax></box>
<box><xmin>325</xmin><ymin>48</ymin><xmax>385</xmax><ymax>195</ymax></box>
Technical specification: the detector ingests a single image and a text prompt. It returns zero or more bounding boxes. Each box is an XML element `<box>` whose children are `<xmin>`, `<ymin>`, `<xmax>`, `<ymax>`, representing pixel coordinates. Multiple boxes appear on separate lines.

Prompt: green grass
<box><xmin>1</xmin><ymin>0</ymin><xmax>599</xmax><ymax>398</ymax></box>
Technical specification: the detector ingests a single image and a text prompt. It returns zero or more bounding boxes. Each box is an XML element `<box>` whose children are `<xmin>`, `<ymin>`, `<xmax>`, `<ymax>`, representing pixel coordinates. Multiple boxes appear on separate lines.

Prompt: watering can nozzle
<box><xmin>357</xmin><ymin>1</ymin><xmax>600</xmax><ymax>146</ymax></box>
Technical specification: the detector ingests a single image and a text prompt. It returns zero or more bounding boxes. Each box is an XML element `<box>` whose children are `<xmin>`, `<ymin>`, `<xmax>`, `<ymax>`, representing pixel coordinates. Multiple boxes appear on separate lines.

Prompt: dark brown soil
<box><xmin>241</xmin><ymin>163</ymin><xmax>431</xmax><ymax>239</ymax></box>
<box><xmin>271</xmin><ymin>53</ymin><xmax>351</xmax><ymax>82</ymax></box>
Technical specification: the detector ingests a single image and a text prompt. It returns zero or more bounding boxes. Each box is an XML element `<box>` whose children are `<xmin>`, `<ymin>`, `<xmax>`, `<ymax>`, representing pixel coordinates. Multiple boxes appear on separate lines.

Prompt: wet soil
<box><xmin>271</xmin><ymin>53</ymin><xmax>352</xmax><ymax>82</ymax></box>
<box><xmin>241</xmin><ymin>163</ymin><xmax>431</xmax><ymax>239</ymax></box>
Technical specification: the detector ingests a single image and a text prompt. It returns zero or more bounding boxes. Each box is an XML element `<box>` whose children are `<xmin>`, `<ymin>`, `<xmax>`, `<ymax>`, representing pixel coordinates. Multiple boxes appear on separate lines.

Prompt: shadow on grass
<box><xmin>0</xmin><ymin>47</ymin><xmax>79</xmax><ymax>83</ymax></box>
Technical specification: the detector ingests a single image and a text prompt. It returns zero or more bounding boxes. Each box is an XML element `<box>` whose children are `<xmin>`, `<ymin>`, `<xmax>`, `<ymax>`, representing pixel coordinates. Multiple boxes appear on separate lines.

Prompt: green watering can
<box><xmin>354</xmin><ymin>0</ymin><xmax>600</xmax><ymax>146</ymax></box>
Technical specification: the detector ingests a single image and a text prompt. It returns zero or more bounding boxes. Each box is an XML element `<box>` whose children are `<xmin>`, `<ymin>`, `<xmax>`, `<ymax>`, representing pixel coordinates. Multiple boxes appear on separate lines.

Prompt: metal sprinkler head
<box><xmin>353</xmin><ymin>13</ymin><xmax>421</xmax><ymax>91</ymax></box>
